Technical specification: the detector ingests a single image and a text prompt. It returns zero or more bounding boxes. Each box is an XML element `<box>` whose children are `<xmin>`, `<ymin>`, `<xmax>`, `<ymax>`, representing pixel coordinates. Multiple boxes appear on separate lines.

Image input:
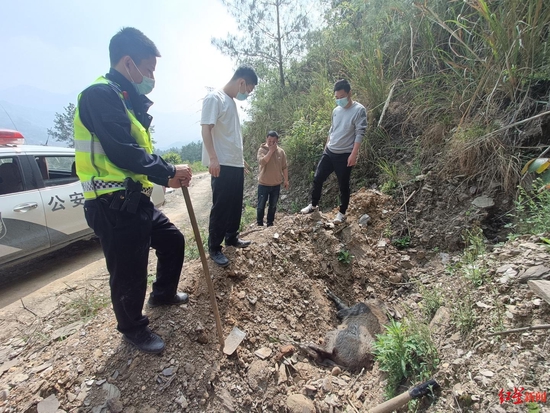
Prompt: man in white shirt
<box><xmin>201</xmin><ymin>66</ymin><xmax>258</xmax><ymax>267</ymax></box>
<box><xmin>300</xmin><ymin>79</ymin><xmax>367</xmax><ymax>223</ymax></box>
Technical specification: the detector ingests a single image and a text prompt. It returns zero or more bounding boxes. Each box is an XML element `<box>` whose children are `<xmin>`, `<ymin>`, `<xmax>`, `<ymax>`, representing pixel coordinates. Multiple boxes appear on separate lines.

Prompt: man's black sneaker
<box><xmin>226</xmin><ymin>239</ymin><xmax>251</xmax><ymax>248</ymax></box>
<box><xmin>122</xmin><ymin>328</ymin><xmax>165</xmax><ymax>354</ymax></box>
<box><xmin>148</xmin><ymin>292</ymin><xmax>189</xmax><ymax>308</ymax></box>
<box><xmin>209</xmin><ymin>250</ymin><xmax>230</xmax><ymax>267</ymax></box>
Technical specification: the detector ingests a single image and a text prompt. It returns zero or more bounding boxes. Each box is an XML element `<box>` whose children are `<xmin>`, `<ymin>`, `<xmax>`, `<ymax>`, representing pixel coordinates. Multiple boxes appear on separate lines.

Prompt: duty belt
<box><xmin>141</xmin><ymin>187</ymin><xmax>153</xmax><ymax>196</ymax></box>
<box><xmin>82</xmin><ymin>179</ymin><xmax>153</xmax><ymax>197</ymax></box>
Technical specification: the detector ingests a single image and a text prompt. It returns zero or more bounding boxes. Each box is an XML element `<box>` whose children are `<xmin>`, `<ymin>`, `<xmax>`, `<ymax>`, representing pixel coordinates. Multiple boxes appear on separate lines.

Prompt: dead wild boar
<box><xmin>307</xmin><ymin>289</ymin><xmax>388</xmax><ymax>372</ymax></box>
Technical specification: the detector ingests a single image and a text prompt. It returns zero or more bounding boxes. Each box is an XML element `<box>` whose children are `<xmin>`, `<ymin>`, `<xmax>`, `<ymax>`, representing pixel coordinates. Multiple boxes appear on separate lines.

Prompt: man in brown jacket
<box><xmin>256</xmin><ymin>131</ymin><xmax>289</xmax><ymax>226</ymax></box>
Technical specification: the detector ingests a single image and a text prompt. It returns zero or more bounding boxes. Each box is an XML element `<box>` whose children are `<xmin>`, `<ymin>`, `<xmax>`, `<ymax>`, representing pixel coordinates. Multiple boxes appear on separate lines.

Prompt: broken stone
<box><xmin>184</xmin><ymin>363</ymin><xmax>195</xmax><ymax>375</ymax></box>
<box><xmin>439</xmin><ymin>253</ymin><xmax>450</xmax><ymax>264</ymax></box>
<box><xmin>304</xmin><ymin>384</ymin><xmax>317</xmax><ymax>396</ymax></box>
<box><xmin>12</xmin><ymin>373</ymin><xmax>29</xmax><ymax>383</ymax></box>
<box><xmin>400</xmin><ymin>255</ymin><xmax>413</xmax><ymax>269</ymax></box>
<box><xmin>254</xmin><ymin>347</ymin><xmax>272</xmax><ymax>360</ymax></box>
<box><xmin>31</xmin><ymin>363</ymin><xmax>51</xmax><ymax>374</ymax></box>
<box><xmin>479</xmin><ymin>369</ymin><xmax>494</xmax><ymax>377</ymax></box>
<box><xmin>51</xmin><ymin>321</ymin><xmax>83</xmax><ymax>341</ymax></box>
<box><xmin>37</xmin><ymin>394</ymin><xmax>59</xmax><ymax>413</ymax></box>
<box><xmin>286</xmin><ymin>394</ymin><xmax>315</xmax><ymax>413</ymax></box>
<box><xmin>102</xmin><ymin>382</ymin><xmax>121</xmax><ymax>400</ymax></box>
<box><xmin>0</xmin><ymin>358</ymin><xmax>20</xmax><ymax>375</ymax></box>
<box><xmin>247</xmin><ymin>360</ymin><xmax>271</xmax><ymax>391</ymax></box>
<box><xmin>475</xmin><ymin>301</ymin><xmax>493</xmax><ymax>309</ymax></box>
<box><xmin>472</xmin><ymin>196</ymin><xmax>494</xmax><ymax>208</ymax></box>
<box><xmin>175</xmin><ymin>395</ymin><xmax>188</xmax><ymax>408</ymax></box>
<box><xmin>324</xmin><ymin>393</ymin><xmax>339</xmax><ymax>406</ymax></box>
<box><xmin>277</xmin><ymin>363</ymin><xmax>287</xmax><ymax>385</ymax></box>
<box><xmin>518</xmin><ymin>265</ymin><xmax>550</xmax><ymax>283</ymax></box>
<box><xmin>322</xmin><ymin>377</ymin><xmax>333</xmax><ymax>392</ymax></box>
<box><xmin>389</xmin><ymin>274</ymin><xmax>402</xmax><ymax>283</ymax></box>
<box><xmin>216</xmin><ymin>387</ymin><xmax>235</xmax><ymax>412</ymax></box>
<box><xmin>247</xmin><ymin>295</ymin><xmax>258</xmax><ymax>305</ymax></box>
<box><xmin>430</xmin><ymin>307</ymin><xmax>450</xmax><ymax>328</ymax></box>
<box><xmin>107</xmin><ymin>398</ymin><xmax>124</xmax><ymax>413</ymax></box>
<box><xmin>278</xmin><ymin>344</ymin><xmax>295</xmax><ymax>359</ymax></box>
<box><xmin>358</xmin><ymin>214</ymin><xmax>371</xmax><ymax>226</ymax></box>
<box><xmin>162</xmin><ymin>367</ymin><xmax>175</xmax><ymax>376</ymax></box>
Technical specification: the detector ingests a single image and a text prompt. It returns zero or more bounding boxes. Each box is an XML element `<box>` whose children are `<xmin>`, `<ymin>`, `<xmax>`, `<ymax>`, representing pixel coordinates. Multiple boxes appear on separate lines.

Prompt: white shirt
<box><xmin>200</xmin><ymin>89</ymin><xmax>244</xmax><ymax>167</ymax></box>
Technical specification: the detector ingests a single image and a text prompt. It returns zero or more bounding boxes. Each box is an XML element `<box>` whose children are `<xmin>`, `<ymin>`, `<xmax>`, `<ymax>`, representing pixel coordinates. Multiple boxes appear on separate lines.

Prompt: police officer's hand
<box><xmin>168</xmin><ymin>164</ymin><xmax>192</xmax><ymax>188</ymax></box>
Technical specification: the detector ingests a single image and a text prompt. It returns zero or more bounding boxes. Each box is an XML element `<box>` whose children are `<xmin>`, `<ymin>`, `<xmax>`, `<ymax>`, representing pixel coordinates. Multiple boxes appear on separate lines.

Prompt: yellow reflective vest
<box><xmin>74</xmin><ymin>76</ymin><xmax>154</xmax><ymax>200</ymax></box>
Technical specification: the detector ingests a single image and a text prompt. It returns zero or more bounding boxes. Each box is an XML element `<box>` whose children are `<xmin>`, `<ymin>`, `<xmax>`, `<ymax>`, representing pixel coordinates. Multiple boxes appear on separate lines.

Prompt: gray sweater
<box><xmin>327</xmin><ymin>101</ymin><xmax>367</xmax><ymax>154</ymax></box>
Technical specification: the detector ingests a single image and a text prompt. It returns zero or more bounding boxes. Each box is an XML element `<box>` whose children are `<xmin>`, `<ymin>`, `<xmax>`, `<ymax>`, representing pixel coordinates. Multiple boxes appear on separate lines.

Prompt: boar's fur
<box><xmin>307</xmin><ymin>289</ymin><xmax>388</xmax><ymax>372</ymax></box>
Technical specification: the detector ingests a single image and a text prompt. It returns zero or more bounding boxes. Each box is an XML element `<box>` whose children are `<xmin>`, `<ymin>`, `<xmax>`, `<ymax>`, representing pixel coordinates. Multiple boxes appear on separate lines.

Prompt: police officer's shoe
<box><xmin>122</xmin><ymin>327</ymin><xmax>165</xmax><ymax>354</ymax></box>
<box><xmin>209</xmin><ymin>250</ymin><xmax>230</xmax><ymax>267</ymax></box>
<box><xmin>225</xmin><ymin>239</ymin><xmax>251</xmax><ymax>248</ymax></box>
<box><xmin>147</xmin><ymin>292</ymin><xmax>189</xmax><ymax>308</ymax></box>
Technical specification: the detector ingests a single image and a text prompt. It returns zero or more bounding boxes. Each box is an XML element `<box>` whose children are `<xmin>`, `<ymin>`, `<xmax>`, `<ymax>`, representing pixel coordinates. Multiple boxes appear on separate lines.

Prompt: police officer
<box><xmin>74</xmin><ymin>27</ymin><xmax>192</xmax><ymax>354</ymax></box>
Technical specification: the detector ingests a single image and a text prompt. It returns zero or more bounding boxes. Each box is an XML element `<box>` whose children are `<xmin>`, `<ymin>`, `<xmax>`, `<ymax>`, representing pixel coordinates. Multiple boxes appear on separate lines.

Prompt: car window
<box><xmin>0</xmin><ymin>157</ymin><xmax>24</xmax><ymax>195</ymax></box>
<box><xmin>34</xmin><ymin>155</ymin><xmax>78</xmax><ymax>187</ymax></box>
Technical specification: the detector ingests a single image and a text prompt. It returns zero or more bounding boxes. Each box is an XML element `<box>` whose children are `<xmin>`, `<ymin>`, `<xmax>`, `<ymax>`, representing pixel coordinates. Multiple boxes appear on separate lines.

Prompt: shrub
<box><xmin>374</xmin><ymin>318</ymin><xmax>439</xmax><ymax>398</ymax></box>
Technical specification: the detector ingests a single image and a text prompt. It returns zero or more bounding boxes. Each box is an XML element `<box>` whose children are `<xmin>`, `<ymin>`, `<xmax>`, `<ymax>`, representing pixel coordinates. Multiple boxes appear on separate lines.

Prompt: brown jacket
<box><xmin>257</xmin><ymin>143</ymin><xmax>287</xmax><ymax>186</ymax></box>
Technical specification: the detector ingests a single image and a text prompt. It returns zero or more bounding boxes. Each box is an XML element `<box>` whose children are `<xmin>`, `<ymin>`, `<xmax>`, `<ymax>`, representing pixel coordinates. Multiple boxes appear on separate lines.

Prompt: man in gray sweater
<box><xmin>300</xmin><ymin>79</ymin><xmax>367</xmax><ymax>223</ymax></box>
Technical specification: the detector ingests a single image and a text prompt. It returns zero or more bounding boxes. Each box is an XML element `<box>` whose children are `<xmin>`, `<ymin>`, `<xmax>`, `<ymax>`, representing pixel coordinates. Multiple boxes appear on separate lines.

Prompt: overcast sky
<box><xmin>0</xmin><ymin>0</ymin><xmax>239</xmax><ymax>117</ymax></box>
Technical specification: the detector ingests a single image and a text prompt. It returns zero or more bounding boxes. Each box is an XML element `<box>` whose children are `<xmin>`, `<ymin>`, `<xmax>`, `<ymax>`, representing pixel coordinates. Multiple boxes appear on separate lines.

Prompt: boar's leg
<box><xmin>337</xmin><ymin>302</ymin><xmax>372</xmax><ymax>320</ymax></box>
<box><xmin>306</xmin><ymin>344</ymin><xmax>340</xmax><ymax>368</ymax></box>
<box><xmin>326</xmin><ymin>288</ymin><xmax>349</xmax><ymax>315</ymax></box>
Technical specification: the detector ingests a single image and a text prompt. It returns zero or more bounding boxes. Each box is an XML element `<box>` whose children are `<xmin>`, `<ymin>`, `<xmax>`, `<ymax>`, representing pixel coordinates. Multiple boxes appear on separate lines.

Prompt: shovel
<box><xmin>369</xmin><ymin>379</ymin><xmax>439</xmax><ymax>413</ymax></box>
<box><xmin>181</xmin><ymin>186</ymin><xmax>225</xmax><ymax>350</ymax></box>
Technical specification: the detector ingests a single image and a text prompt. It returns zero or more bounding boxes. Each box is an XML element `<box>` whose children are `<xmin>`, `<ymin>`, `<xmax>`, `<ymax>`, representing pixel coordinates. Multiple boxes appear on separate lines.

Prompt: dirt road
<box><xmin>0</xmin><ymin>172</ymin><xmax>212</xmax><ymax>310</ymax></box>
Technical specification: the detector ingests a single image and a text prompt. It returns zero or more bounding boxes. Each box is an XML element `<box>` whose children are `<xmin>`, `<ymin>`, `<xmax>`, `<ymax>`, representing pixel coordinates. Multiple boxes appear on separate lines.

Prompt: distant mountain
<box><xmin>0</xmin><ymin>100</ymin><xmax>55</xmax><ymax>145</ymax></box>
<box><xmin>0</xmin><ymin>85</ymin><xmax>200</xmax><ymax>149</ymax></box>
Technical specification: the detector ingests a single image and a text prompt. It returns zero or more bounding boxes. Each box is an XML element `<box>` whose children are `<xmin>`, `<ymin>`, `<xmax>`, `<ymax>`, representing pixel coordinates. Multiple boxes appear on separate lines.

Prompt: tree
<box><xmin>162</xmin><ymin>152</ymin><xmax>183</xmax><ymax>165</ymax></box>
<box><xmin>180</xmin><ymin>141</ymin><xmax>202</xmax><ymax>163</ymax></box>
<box><xmin>47</xmin><ymin>103</ymin><xmax>76</xmax><ymax>147</ymax></box>
<box><xmin>212</xmin><ymin>0</ymin><xmax>312</xmax><ymax>88</ymax></box>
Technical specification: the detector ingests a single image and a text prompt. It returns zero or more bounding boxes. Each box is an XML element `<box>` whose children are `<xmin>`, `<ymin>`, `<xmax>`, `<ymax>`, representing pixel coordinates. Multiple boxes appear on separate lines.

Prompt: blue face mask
<box><xmin>134</xmin><ymin>76</ymin><xmax>155</xmax><ymax>95</ymax></box>
<box><xmin>336</xmin><ymin>97</ymin><xmax>349</xmax><ymax>108</ymax></box>
<box><xmin>127</xmin><ymin>59</ymin><xmax>155</xmax><ymax>95</ymax></box>
<box><xmin>236</xmin><ymin>82</ymin><xmax>249</xmax><ymax>101</ymax></box>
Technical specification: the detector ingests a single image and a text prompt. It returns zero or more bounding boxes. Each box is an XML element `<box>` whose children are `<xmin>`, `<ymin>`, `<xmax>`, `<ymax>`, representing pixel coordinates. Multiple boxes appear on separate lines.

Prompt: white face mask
<box><xmin>127</xmin><ymin>59</ymin><xmax>155</xmax><ymax>95</ymax></box>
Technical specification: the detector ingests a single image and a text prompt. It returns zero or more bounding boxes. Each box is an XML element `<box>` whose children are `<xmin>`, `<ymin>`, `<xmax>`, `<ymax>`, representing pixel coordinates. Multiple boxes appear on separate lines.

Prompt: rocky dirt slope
<box><xmin>0</xmin><ymin>188</ymin><xmax>548</xmax><ymax>413</ymax></box>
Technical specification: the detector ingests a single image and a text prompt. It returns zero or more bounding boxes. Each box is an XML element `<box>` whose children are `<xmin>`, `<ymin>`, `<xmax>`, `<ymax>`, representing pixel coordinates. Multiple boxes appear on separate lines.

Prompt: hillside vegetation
<box><xmin>238</xmin><ymin>0</ymin><xmax>549</xmax><ymax>223</ymax></box>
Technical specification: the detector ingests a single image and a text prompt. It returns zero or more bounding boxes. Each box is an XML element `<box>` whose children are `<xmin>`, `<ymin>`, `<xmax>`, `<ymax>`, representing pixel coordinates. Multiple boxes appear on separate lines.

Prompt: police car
<box><xmin>0</xmin><ymin>129</ymin><xmax>164</xmax><ymax>268</ymax></box>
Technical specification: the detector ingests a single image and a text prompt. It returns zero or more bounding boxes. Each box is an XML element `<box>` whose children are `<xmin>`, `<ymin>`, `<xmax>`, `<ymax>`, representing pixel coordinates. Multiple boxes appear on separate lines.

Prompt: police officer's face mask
<box><xmin>127</xmin><ymin>59</ymin><xmax>155</xmax><ymax>95</ymax></box>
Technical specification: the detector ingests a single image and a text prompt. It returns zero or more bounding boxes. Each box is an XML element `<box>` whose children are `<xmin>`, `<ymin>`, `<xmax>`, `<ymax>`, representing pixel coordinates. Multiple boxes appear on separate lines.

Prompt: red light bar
<box><xmin>0</xmin><ymin>129</ymin><xmax>25</xmax><ymax>145</ymax></box>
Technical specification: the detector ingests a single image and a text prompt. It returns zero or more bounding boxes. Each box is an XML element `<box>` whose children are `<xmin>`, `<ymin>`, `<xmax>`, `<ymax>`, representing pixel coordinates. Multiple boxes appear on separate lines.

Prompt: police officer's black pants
<box><xmin>208</xmin><ymin>165</ymin><xmax>244</xmax><ymax>252</ymax></box>
<box><xmin>84</xmin><ymin>195</ymin><xmax>184</xmax><ymax>335</ymax></box>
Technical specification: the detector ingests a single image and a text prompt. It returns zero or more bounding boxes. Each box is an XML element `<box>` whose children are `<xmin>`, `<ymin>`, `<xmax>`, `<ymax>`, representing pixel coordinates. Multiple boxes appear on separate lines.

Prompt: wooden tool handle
<box><xmin>181</xmin><ymin>186</ymin><xmax>224</xmax><ymax>350</ymax></box>
<box><xmin>370</xmin><ymin>391</ymin><xmax>411</xmax><ymax>413</ymax></box>
<box><xmin>370</xmin><ymin>379</ymin><xmax>439</xmax><ymax>413</ymax></box>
